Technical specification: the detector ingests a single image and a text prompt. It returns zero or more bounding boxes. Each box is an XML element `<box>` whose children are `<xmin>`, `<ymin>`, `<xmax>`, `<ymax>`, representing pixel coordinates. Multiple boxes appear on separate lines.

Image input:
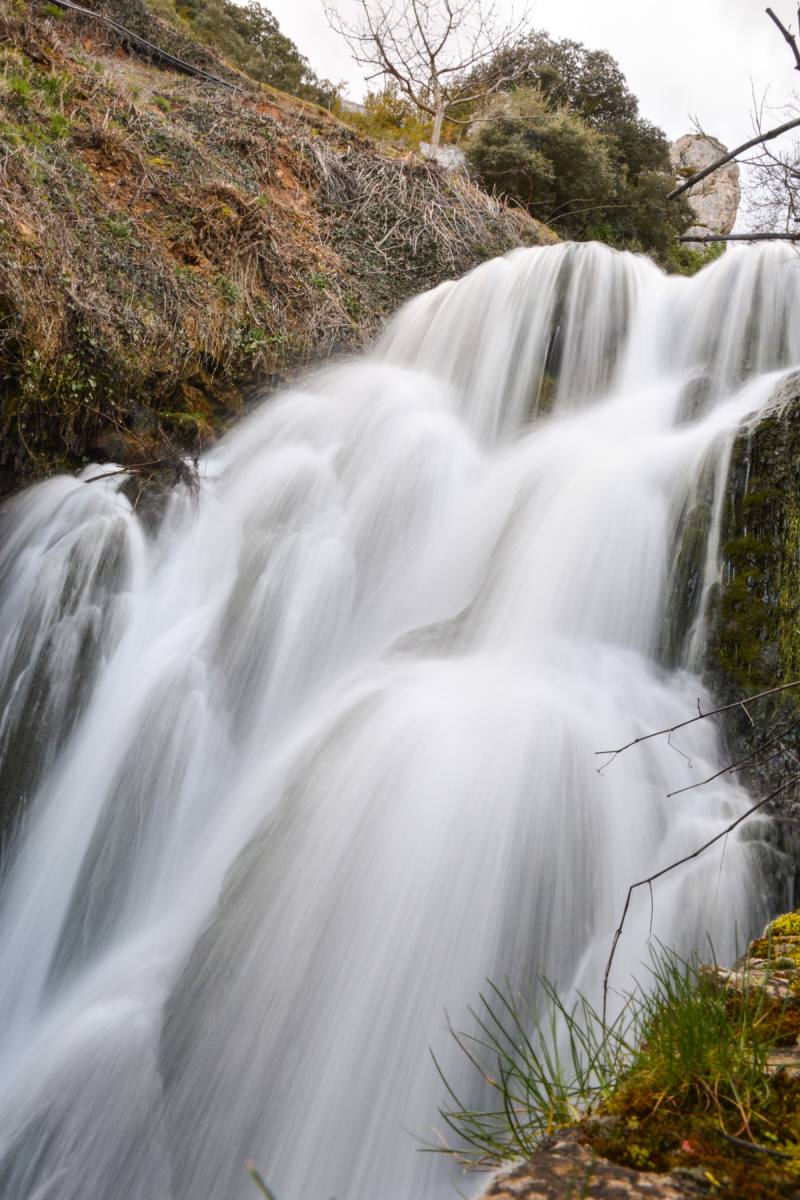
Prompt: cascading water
<box><xmin>0</xmin><ymin>241</ymin><xmax>798</xmax><ymax>1200</ymax></box>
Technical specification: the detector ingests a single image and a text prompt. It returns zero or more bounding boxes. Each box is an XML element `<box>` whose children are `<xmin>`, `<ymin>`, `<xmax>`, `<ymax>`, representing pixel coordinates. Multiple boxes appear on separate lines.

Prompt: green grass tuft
<box><xmin>433</xmin><ymin>945</ymin><xmax>783</xmax><ymax>1169</ymax></box>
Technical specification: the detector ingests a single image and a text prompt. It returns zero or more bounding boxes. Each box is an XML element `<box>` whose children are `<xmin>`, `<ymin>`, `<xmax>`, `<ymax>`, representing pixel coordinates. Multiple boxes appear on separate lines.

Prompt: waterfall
<box><xmin>1</xmin><ymin>242</ymin><xmax>799</xmax><ymax>1200</ymax></box>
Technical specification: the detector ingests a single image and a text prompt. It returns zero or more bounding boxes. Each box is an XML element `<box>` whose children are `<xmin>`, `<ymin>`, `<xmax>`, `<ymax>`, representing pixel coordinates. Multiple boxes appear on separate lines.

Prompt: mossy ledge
<box><xmin>483</xmin><ymin>909</ymin><xmax>800</xmax><ymax>1200</ymax></box>
<box><xmin>0</xmin><ymin>0</ymin><xmax>555</xmax><ymax>495</ymax></box>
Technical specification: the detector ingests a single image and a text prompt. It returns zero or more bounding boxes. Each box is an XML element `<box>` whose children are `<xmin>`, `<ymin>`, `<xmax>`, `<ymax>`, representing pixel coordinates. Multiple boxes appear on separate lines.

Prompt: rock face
<box><xmin>670</xmin><ymin>134</ymin><xmax>740</xmax><ymax>242</ymax></box>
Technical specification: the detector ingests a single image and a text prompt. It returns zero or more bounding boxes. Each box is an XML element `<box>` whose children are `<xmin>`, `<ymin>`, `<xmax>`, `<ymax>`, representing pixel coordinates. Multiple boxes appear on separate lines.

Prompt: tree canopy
<box><xmin>150</xmin><ymin>0</ymin><xmax>339</xmax><ymax>104</ymax></box>
<box><xmin>463</xmin><ymin>32</ymin><xmax>695</xmax><ymax>264</ymax></box>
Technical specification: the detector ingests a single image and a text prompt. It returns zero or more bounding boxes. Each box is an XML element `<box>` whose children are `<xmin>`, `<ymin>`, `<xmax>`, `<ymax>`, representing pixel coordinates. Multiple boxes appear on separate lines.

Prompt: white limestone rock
<box><xmin>670</xmin><ymin>133</ymin><xmax>740</xmax><ymax>243</ymax></box>
<box><xmin>420</xmin><ymin>142</ymin><xmax>468</xmax><ymax>172</ymax></box>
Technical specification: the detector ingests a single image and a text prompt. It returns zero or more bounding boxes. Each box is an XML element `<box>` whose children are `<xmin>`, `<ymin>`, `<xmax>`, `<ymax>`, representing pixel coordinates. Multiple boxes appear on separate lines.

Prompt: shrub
<box><xmin>467</xmin><ymin>89</ymin><xmax>614</xmax><ymax>236</ymax></box>
<box><xmin>467</xmin><ymin>86</ymin><xmax>692</xmax><ymax>260</ymax></box>
<box><xmin>338</xmin><ymin>86</ymin><xmax>433</xmax><ymax>150</ymax></box>
<box><xmin>150</xmin><ymin>0</ymin><xmax>338</xmax><ymax>105</ymax></box>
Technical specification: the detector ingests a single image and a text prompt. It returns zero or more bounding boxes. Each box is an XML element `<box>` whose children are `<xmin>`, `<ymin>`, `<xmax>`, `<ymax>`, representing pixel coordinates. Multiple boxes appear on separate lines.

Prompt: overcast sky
<box><xmin>264</xmin><ymin>0</ymin><xmax>798</xmax><ymax>150</ymax></box>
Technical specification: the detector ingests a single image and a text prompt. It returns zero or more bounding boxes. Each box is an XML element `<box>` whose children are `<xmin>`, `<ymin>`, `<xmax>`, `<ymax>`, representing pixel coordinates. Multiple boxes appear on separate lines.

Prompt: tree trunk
<box><xmin>429</xmin><ymin>99</ymin><xmax>445</xmax><ymax>153</ymax></box>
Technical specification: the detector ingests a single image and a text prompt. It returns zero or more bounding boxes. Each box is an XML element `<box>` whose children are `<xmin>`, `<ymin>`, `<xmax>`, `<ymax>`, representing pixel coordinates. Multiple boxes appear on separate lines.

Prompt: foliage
<box><xmin>662</xmin><ymin>239</ymin><xmax>726</xmax><ymax>277</ymax></box>
<box><xmin>462</xmin><ymin>32</ymin><xmax>695</xmax><ymax>263</ymax></box>
<box><xmin>434</xmin><ymin>945</ymin><xmax>784</xmax><ymax>1169</ymax></box>
<box><xmin>466</xmin><ymin>85</ymin><xmax>692</xmax><ymax>261</ymax></box>
<box><xmin>466</xmin><ymin>31</ymin><xmax>670</xmax><ymax>173</ymax></box>
<box><xmin>150</xmin><ymin>0</ymin><xmax>339</xmax><ymax>105</ymax></box>
<box><xmin>338</xmin><ymin>86</ymin><xmax>432</xmax><ymax>149</ymax></box>
<box><xmin>0</xmin><ymin>0</ymin><xmax>553</xmax><ymax>493</ymax></box>
<box><xmin>466</xmin><ymin>89</ymin><xmax>614</xmax><ymax>234</ymax></box>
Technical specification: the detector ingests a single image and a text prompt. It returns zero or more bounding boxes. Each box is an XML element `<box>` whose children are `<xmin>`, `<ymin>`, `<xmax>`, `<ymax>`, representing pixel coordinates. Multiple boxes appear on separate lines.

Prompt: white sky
<box><xmin>263</xmin><ymin>0</ymin><xmax>799</xmax><ymax>150</ymax></box>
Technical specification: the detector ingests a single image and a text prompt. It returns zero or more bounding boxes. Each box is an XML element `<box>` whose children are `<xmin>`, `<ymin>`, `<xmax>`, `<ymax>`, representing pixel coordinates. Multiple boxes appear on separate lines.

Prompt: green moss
<box><xmin>707</xmin><ymin>405</ymin><xmax>800</xmax><ymax>700</ymax></box>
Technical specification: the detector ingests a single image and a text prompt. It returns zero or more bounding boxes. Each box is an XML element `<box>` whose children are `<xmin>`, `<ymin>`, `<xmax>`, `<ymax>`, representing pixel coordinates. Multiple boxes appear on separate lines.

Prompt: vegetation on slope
<box><xmin>0</xmin><ymin>0</ymin><xmax>554</xmax><ymax>494</ymax></box>
<box><xmin>143</xmin><ymin>0</ymin><xmax>338</xmax><ymax>105</ymax></box>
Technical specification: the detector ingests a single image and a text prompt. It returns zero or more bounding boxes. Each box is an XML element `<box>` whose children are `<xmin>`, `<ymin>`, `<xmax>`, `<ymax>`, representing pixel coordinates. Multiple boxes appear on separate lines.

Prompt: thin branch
<box><xmin>666</xmin><ymin>717</ymin><xmax>800</xmax><ymax>798</ymax></box>
<box><xmin>668</xmin><ymin>114</ymin><xmax>800</xmax><ymax>200</ymax></box>
<box><xmin>601</xmin><ymin>773</ymin><xmax>799</xmax><ymax>1024</ymax></box>
<box><xmin>678</xmin><ymin>232</ymin><xmax>800</xmax><ymax>242</ymax></box>
<box><xmin>595</xmin><ymin>679</ymin><xmax>800</xmax><ymax>771</ymax></box>
<box><xmin>766</xmin><ymin>6</ymin><xmax>800</xmax><ymax>72</ymax></box>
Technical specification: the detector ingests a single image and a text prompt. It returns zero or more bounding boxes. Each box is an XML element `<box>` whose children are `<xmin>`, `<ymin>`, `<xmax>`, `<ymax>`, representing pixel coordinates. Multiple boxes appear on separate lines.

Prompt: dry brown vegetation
<box><xmin>0</xmin><ymin>0</ymin><xmax>554</xmax><ymax>493</ymax></box>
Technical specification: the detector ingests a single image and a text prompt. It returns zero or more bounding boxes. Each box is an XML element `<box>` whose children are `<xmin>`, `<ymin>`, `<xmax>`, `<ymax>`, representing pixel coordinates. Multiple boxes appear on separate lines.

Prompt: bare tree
<box><xmin>325</xmin><ymin>0</ymin><xmax>528</xmax><ymax>154</ymax></box>
<box><xmin>743</xmin><ymin>88</ymin><xmax>800</xmax><ymax>233</ymax></box>
<box><xmin>668</xmin><ymin>4</ymin><xmax>800</xmax><ymax>243</ymax></box>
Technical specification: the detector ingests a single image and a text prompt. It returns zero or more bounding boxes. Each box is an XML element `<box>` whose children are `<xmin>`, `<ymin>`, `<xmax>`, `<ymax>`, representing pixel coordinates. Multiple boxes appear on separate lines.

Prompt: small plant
<box><xmin>101</xmin><ymin>215</ymin><xmax>134</xmax><ymax>241</ymax></box>
<box><xmin>241</xmin><ymin>327</ymin><xmax>268</xmax><ymax>355</ymax></box>
<box><xmin>432</xmin><ymin>981</ymin><xmax>635</xmax><ymax>1166</ymax></box>
<box><xmin>215</xmin><ymin>274</ymin><xmax>241</xmax><ymax>303</ymax></box>
<box><xmin>433</xmin><ymin>945</ymin><xmax>781</xmax><ymax>1169</ymax></box>
<box><xmin>343</xmin><ymin>291</ymin><xmax>362</xmax><ymax>317</ymax></box>
<box><xmin>48</xmin><ymin>113</ymin><xmax>71</xmax><ymax>140</ymax></box>
<box><xmin>7</xmin><ymin>73</ymin><xmax>33</xmax><ymax>103</ymax></box>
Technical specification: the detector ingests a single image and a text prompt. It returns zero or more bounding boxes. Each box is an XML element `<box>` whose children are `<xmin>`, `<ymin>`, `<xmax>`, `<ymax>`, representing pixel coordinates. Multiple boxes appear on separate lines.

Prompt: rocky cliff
<box><xmin>671</xmin><ymin>133</ymin><xmax>740</xmax><ymax>242</ymax></box>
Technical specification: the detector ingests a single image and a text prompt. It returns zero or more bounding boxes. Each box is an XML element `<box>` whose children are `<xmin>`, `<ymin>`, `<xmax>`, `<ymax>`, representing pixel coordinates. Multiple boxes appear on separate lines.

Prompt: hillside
<box><xmin>0</xmin><ymin>0</ymin><xmax>555</xmax><ymax>493</ymax></box>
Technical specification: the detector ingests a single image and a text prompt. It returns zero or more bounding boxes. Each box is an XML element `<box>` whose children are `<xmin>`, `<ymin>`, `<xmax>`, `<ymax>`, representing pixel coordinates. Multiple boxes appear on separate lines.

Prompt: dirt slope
<box><xmin>0</xmin><ymin>0</ymin><xmax>555</xmax><ymax>492</ymax></box>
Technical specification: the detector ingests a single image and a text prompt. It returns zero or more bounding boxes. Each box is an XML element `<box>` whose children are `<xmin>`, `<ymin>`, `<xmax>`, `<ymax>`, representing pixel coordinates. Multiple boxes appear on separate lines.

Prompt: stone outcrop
<box><xmin>482</xmin><ymin>1129</ymin><xmax>705</xmax><ymax>1198</ymax></box>
<box><xmin>482</xmin><ymin>909</ymin><xmax>800</xmax><ymax>1199</ymax></box>
<box><xmin>670</xmin><ymin>134</ymin><xmax>740</xmax><ymax>243</ymax></box>
<box><xmin>420</xmin><ymin>142</ymin><xmax>468</xmax><ymax>172</ymax></box>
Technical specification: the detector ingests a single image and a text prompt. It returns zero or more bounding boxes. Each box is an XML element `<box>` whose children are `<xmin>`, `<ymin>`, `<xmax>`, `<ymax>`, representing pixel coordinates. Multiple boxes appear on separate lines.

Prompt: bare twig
<box><xmin>766</xmin><ymin>7</ymin><xmax>800</xmax><ymax>72</ymax></box>
<box><xmin>666</xmin><ymin>716</ymin><xmax>800</xmax><ymax>798</ymax></box>
<box><xmin>678</xmin><ymin>232</ymin><xmax>800</xmax><ymax>243</ymax></box>
<box><xmin>601</xmin><ymin>774</ymin><xmax>799</xmax><ymax>1024</ymax></box>
<box><xmin>325</xmin><ymin>0</ymin><xmax>529</xmax><ymax>153</ymax></box>
<box><xmin>245</xmin><ymin>1161</ymin><xmax>278</xmax><ymax>1200</ymax></box>
<box><xmin>669</xmin><ymin>6</ymin><xmax>800</xmax><ymax>203</ymax></box>
<box><xmin>596</xmin><ymin>679</ymin><xmax>800</xmax><ymax>771</ymax></box>
<box><xmin>668</xmin><ymin>114</ymin><xmax>800</xmax><ymax>201</ymax></box>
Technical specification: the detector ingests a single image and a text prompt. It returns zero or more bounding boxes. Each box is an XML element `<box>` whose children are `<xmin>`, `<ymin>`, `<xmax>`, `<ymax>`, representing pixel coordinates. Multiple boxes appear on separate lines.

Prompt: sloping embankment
<box><xmin>0</xmin><ymin>0</ymin><xmax>555</xmax><ymax>493</ymax></box>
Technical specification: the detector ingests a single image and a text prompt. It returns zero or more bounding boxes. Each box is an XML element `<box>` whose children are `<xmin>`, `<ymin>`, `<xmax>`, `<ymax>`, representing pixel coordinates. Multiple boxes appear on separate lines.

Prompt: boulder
<box><xmin>419</xmin><ymin>142</ymin><xmax>468</xmax><ymax>172</ymax></box>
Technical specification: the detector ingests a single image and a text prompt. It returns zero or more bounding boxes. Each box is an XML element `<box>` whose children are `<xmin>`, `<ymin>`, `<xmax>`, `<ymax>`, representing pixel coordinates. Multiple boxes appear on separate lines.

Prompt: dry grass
<box><xmin>0</xmin><ymin>0</ymin><xmax>554</xmax><ymax>493</ymax></box>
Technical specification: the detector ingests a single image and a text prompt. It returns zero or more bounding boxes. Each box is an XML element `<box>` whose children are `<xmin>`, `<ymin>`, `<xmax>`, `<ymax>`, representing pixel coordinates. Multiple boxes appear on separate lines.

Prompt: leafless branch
<box><xmin>678</xmin><ymin>232</ymin><xmax>800</xmax><ymax>242</ymax></box>
<box><xmin>595</xmin><ymin>679</ymin><xmax>800</xmax><ymax>771</ymax></box>
<box><xmin>767</xmin><ymin>6</ymin><xmax>800</xmax><ymax>71</ymax></box>
<box><xmin>601</xmin><ymin>773</ymin><xmax>800</xmax><ymax>1025</ymax></box>
<box><xmin>669</xmin><ymin>6</ymin><xmax>800</xmax><ymax>204</ymax></box>
<box><xmin>668</xmin><ymin>113</ymin><xmax>800</xmax><ymax>201</ymax></box>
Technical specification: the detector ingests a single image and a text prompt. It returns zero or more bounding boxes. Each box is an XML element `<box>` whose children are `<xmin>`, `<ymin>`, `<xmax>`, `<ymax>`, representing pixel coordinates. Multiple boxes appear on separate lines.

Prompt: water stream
<box><xmin>1</xmin><ymin>242</ymin><xmax>799</xmax><ymax>1199</ymax></box>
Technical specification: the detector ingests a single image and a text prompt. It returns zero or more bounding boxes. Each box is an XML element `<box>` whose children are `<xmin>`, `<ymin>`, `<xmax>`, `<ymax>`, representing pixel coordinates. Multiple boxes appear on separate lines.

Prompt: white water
<box><xmin>0</xmin><ymin>242</ymin><xmax>798</xmax><ymax>1200</ymax></box>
